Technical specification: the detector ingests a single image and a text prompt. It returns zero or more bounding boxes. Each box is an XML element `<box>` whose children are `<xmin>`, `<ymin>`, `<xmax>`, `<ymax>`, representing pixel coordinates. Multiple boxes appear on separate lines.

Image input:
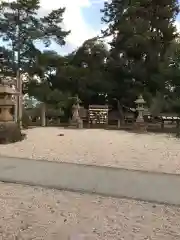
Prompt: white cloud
<box><xmin>40</xmin><ymin>0</ymin><xmax>98</xmax><ymax>48</ymax></box>
<box><xmin>175</xmin><ymin>20</ymin><xmax>180</xmax><ymax>32</ymax></box>
<box><xmin>2</xmin><ymin>0</ymin><xmax>102</xmax><ymax>50</ymax></box>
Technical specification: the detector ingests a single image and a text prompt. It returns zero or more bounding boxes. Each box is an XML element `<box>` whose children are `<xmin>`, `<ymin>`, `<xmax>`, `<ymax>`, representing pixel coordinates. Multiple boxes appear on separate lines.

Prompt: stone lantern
<box><xmin>135</xmin><ymin>95</ymin><xmax>146</xmax><ymax>123</ymax></box>
<box><xmin>71</xmin><ymin>95</ymin><xmax>83</xmax><ymax>129</ymax></box>
<box><xmin>0</xmin><ymin>84</ymin><xmax>22</xmax><ymax>143</ymax></box>
<box><xmin>134</xmin><ymin>95</ymin><xmax>147</xmax><ymax>131</ymax></box>
<box><xmin>0</xmin><ymin>84</ymin><xmax>15</xmax><ymax>122</ymax></box>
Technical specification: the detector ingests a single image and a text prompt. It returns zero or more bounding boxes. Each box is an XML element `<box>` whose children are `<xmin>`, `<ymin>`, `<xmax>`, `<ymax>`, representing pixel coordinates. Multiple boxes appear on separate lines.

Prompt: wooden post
<box><xmin>41</xmin><ymin>103</ymin><xmax>46</xmax><ymax>127</ymax></box>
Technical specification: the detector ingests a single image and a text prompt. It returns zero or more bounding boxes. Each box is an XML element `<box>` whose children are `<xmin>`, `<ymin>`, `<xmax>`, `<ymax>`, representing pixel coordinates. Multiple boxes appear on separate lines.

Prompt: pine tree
<box><xmin>0</xmin><ymin>0</ymin><xmax>69</xmax><ymax>74</ymax></box>
<box><xmin>102</xmin><ymin>0</ymin><xmax>179</xmax><ymax>99</ymax></box>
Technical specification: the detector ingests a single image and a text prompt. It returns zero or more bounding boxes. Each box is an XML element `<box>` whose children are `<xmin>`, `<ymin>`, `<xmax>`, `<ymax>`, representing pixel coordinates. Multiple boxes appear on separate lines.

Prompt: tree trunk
<box><xmin>16</xmin><ymin>6</ymin><xmax>22</xmax><ymax>129</ymax></box>
<box><xmin>41</xmin><ymin>103</ymin><xmax>46</xmax><ymax>127</ymax></box>
<box><xmin>117</xmin><ymin>119</ymin><xmax>121</xmax><ymax>129</ymax></box>
<box><xmin>117</xmin><ymin>100</ymin><xmax>125</xmax><ymax>126</ymax></box>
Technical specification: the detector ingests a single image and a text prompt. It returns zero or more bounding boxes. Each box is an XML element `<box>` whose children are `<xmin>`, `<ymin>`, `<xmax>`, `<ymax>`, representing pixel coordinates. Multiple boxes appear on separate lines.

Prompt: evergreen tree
<box><xmin>102</xmin><ymin>0</ymin><xmax>179</xmax><ymax>102</ymax></box>
<box><xmin>54</xmin><ymin>38</ymin><xmax>110</xmax><ymax>107</ymax></box>
<box><xmin>0</xmin><ymin>0</ymin><xmax>69</xmax><ymax>75</ymax></box>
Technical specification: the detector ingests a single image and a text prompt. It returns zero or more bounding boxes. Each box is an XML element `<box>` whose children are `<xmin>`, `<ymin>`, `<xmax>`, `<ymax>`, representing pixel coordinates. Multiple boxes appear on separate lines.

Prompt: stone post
<box><xmin>41</xmin><ymin>102</ymin><xmax>46</xmax><ymax>127</ymax></box>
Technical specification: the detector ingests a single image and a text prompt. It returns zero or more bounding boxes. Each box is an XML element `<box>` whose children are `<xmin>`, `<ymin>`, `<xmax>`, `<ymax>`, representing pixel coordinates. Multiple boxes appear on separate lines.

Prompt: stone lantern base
<box><xmin>0</xmin><ymin>122</ymin><xmax>24</xmax><ymax>144</ymax></box>
<box><xmin>70</xmin><ymin>118</ymin><xmax>83</xmax><ymax>129</ymax></box>
<box><xmin>134</xmin><ymin>121</ymin><xmax>147</xmax><ymax>132</ymax></box>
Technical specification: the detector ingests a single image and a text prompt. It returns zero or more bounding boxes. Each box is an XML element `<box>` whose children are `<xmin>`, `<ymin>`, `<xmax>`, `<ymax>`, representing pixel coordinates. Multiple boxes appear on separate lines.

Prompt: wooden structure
<box><xmin>159</xmin><ymin>113</ymin><xmax>180</xmax><ymax>129</ymax></box>
<box><xmin>25</xmin><ymin>106</ymin><xmax>64</xmax><ymax>126</ymax></box>
<box><xmin>88</xmin><ymin>105</ymin><xmax>108</xmax><ymax>126</ymax></box>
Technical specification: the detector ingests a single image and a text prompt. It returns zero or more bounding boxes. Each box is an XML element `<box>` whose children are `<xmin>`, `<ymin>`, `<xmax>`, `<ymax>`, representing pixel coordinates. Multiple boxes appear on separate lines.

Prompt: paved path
<box><xmin>0</xmin><ymin>156</ymin><xmax>180</xmax><ymax>205</ymax></box>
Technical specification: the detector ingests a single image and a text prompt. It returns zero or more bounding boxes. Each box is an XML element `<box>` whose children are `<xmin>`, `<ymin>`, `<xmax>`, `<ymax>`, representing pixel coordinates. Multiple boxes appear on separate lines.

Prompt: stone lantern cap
<box><xmin>0</xmin><ymin>84</ymin><xmax>16</xmax><ymax>95</ymax></box>
<box><xmin>135</xmin><ymin>95</ymin><xmax>146</xmax><ymax>104</ymax></box>
<box><xmin>0</xmin><ymin>84</ymin><xmax>15</xmax><ymax>106</ymax></box>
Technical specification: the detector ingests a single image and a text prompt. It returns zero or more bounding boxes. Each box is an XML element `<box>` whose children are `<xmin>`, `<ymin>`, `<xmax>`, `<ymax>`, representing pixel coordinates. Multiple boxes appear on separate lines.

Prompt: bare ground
<box><xmin>0</xmin><ymin>182</ymin><xmax>179</xmax><ymax>240</ymax></box>
<box><xmin>0</xmin><ymin>127</ymin><xmax>179</xmax><ymax>174</ymax></box>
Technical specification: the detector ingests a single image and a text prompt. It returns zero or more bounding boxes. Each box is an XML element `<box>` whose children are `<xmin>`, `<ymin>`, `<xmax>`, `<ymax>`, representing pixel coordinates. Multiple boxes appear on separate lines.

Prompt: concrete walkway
<box><xmin>0</xmin><ymin>156</ymin><xmax>180</xmax><ymax>206</ymax></box>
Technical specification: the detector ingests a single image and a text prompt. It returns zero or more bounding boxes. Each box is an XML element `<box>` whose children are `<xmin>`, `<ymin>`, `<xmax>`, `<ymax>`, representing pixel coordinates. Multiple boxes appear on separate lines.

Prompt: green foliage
<box><xmin>0</xmin><ymin>0</ymin><xmax>70</xmax><ymax>117</ymax></box>
<box><xmin>0</xmin><ymin>46</ymin><xmax>14</xmax><ymax>76</ymax></box>
<box><xmin>102</xmin><ymin>0</ymin><xmax>180</xmax><ymax>107</ymax></box>
<box><xmin>66</xmin><ymin>38</ymin><xmax>111</xmax><ymax>106</ymax></box>
<box><xmin>170</xmin><ymin>98</ymin><xmax>180</xmax><ymax>115</ymax></box>
<box><xmin>41</xmin><ymin>8</ymin><xmax>70</xmax><ymax>46</ymax></box>
<box><xmin>0</xmin><ymin>0</ymin><xmax>69</xmax><ymax>75</ymax></box>
<box><xmin>1</xmin><ymin>0</ymin><xmax>180</xmax><ymax>120</ymax></box>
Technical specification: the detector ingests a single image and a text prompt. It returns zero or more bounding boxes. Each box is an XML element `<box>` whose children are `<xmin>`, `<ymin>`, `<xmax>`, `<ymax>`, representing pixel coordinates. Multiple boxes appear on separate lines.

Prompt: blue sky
<box><xmin>1</xmin><ymin>0</ymin><xmax>105</xmax><ymax>54</ymax></box>
<box><xmin>37</xmin><ymin>0</ymin><xmax>180</xmax><ymax>55</ymax></box>
<box><xmin>35</xmin><ymin>0</ymin><xmax>106</xmax><ymax>54</ymax></box>
<box><xmin>2</xmin><ymin>0</ymin><xmax>180</xmax><ymax>55</ymax></box>
<box><xmin>82</xmin><ymin>0</ymin><xmax>104</xmax><ymax>32</ymax></box>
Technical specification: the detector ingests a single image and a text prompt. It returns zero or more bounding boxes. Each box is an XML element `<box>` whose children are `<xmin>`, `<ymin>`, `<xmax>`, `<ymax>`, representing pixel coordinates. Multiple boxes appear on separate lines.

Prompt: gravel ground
<box><xmin>0</xmin><ymin>127</ymin><xmax>180</xmax><ymax>174</ymax></box>
<box><xmin>0</xmin><ymin>182</ymin><xmax>180</xmax><ymax>240</ymax></box>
